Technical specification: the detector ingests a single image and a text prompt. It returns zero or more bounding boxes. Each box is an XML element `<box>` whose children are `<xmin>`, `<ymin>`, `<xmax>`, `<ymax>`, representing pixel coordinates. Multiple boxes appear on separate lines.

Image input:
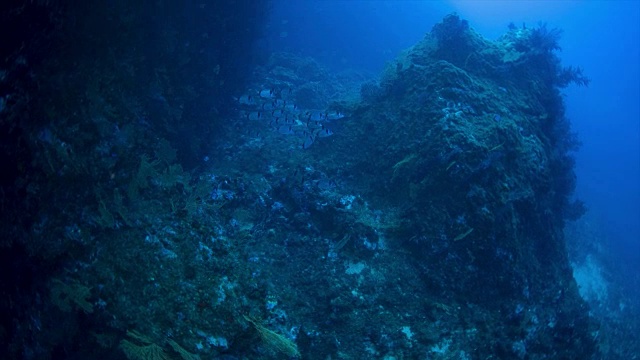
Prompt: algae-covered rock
<box><xmin>313</xmin><ymin>14</ymin><xmax>595</xmax><ymax>358</ymax></box>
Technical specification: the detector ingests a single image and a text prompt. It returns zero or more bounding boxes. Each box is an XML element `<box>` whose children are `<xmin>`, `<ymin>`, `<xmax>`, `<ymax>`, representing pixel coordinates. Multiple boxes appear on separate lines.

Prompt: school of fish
<box><xmin>236</xmin><ymin>87</ymin><xmax>345</xmax><ymax>149</ymax></box>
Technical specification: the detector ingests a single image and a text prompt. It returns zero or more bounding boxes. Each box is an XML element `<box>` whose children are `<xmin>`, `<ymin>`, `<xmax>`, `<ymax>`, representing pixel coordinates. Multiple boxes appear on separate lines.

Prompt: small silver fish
<box><xmin>278</xmin><ymin>125</ymin><xmax>295</xmax><ymax>135</ymax></box>
<box><xmin>305</xmin><ymin>111</ymin><xmax>326</xmax><ymax>121</ymax></box>
<box><xmin>325</xmin><ymin>111</ymin><xmax>345</xmax><ymax>120</ymax></box>
<box><xmin>302</xmin><ymin>134</ymin><xmax>315</xmax><ymax>149</ymax></box>
<box><xmin>248</xmin><ymin>111</ymin><xmax>262</xmax><ymax>121</ymax></box>
<box><xmin>238</xmin><ymin>95</ymin><xmax>256</xmax><ymax>105</ymax></box>
<box><xmin>280</xmin><ymin>87</ymin><xmax>293</xmax><ymax>99</ymax></box>
<box><xmin>315</xmin><ymin>127</ymin><xmax>334</xmax><ymax>137</ymax></box>
<box><xmin>261</xmin><ymin>101</ymin><xmax>275</xmax><ymax>111</ymax></box>
<box><xmin>270</xmin><ymin>117</ymin><xmax>286</xmax><ymax>126</ymax></box>
<box><xmin>260</xmin><ymin>89</ymin><xmax>275</xmax><ymax>99</ymax></box>
<box><xmin>274</xmin><ymin>116</ymin><xmax>291</xmax><ymax>124</ymax></box>
<box><xmin>273</xmin><ymin>99</ymin><xmax>286</xmax><ymax>108</ymax></box>
<box><xmin>284</xmin><ymin>103</ymin><xmax>300</xmax><ymax>114</ymax></box>
<box><xmin>306</xmin><ymin>120</ymin><xmax>323</xmax><ymax>129</ymax></box>
<box><xmin>272</xmin><ymin>109</ymin><xmax>284</xmax><ymax>118</ymax></box>
<box><xmin>244</xmin><ymin>129</ymin><xmax>261</xmax><ymax>138</ymax></box>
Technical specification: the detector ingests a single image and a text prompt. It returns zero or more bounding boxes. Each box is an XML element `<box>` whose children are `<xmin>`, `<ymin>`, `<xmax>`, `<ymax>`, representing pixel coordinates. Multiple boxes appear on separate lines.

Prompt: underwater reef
<box><xmin>0</xmin><ymin>4</ymin><xmax>612</xmax><ymax>359</ymax></box>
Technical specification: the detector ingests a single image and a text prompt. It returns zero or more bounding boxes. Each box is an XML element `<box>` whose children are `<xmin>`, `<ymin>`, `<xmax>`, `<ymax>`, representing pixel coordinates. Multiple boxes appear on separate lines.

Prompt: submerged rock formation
<box><xmin>312</xmin><ymin>14</ymin><xmax>595</xmax><ymax>357</ymax></box>
<box><xmin>0</xmin><ymin>8</ymin><xmax>598</xmax><ymax>359</ymax></box>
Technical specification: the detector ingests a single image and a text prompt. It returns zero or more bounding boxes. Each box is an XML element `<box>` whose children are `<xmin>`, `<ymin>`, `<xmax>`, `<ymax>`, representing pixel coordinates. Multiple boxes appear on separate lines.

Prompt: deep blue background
<box><xmin>266</xmin><ymin>0</ymin><xmax>640</xmax><ymax>266</ymax></box>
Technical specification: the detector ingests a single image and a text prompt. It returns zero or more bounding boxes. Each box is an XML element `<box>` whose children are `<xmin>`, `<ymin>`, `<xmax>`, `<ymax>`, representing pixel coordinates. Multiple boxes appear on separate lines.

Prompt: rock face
<box><xmin>0</xmin><ymin>8</ymin><xmax>597</xmax><ymax>359</ymax></box>
<box><xmin>310</xmin><ymin>14</ymin><xmax>595</xmax><ymax>358</ymax></box>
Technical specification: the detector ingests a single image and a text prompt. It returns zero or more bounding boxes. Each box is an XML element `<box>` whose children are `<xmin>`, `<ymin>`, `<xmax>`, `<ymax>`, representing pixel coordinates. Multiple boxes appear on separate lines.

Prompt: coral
<box><xmin>557</xmin><ymin>65</ymin><xmax>591</xmax><ymax>87</ymax></box>
<box><xmin>50</xmin><ymin>279</ymin><xmax>94</xmax><ymax>314</ymax></box>
<box><xmin>391</xmin><ymin>153</ymin><xmax>419</xmax><ymax>182</ymax></box>
<box><xmin>120</xmin><ymin>340</ymin><xmax>169</xmax><ymax>360</ymax></box>
<box><xmin>167</xmin><ymin>339</ymin><xmax>200</xmax><ymax>360</ymax></box>
<box><xmin>96</xmin><ymin>200</ymin><xmax>116</xmax><ymax>229</ymax></box>
<box><xmin>155</xmin><ymin>138</ymin><xmax>178</xmax><ymax>166</ymax></box>
<box><xmin>529</xmin><ymin>23</ymin><xmax>563</xmax><ymax>54</ymax></box>
<box><xmin>119</xmin><ymin>331</ymin><xmax>170</xmax><ymax>360</ymax></box>
<box><xmin>117</xmin><ymin>330</ymin><xmax>200</xmax><ymax>360</ymax></box>
<box><xmin>244</xmin><ymin>315</ymin><xmax>300</xmax><ymax>358</ymax></box>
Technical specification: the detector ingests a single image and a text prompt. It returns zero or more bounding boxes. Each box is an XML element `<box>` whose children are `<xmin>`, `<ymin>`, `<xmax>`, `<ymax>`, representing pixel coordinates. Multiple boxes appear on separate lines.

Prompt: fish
<box><xmin>305</xmin><ymin>120</ymin><xmax>324</xmax><ymax>129</ymax></box>
<box><xmin>302</xmin><ymin>134</ymin><xmax>315</xmax><ymax>149</ymax></box>
<box><xmin>247</xmin><ymin>111</ymin><xmax>262</xmax><ymax>121</ymax></box>
<box><xmin>283</xmin><ymin>115</ymin><xmax>296</xmax><ymax>124</ymax></box>
<box><xmin>278</xmin><ymin>125</ymin><xmax>295</xmax><ymax>135</ymax></box>
<box><xmin>237</xmin><ymin>95</ymin><xmax>256</xmax><ymax>105</ymax></box>
<box><xmin>261</xmin><ymin>101</ymin><xmax>275</xmax><ymax>111</ymax></box>
<box><xmin>260</xmin><ymin>88</ymin><xmax>275</xmax><ymax>99</ymax></box>
<box><xmin>270</xmin><ymin>116</ymin><xmax>294</xmax><ymax>126</ymax></box>
<box><xmin>315</xmin><ymin>127</ymin><xmax>334</xmax><ymax>138</ymax></box>
<box><xmin>305</xmin><ymin>111</ymin><xmax>326</xmax><ymax>122</ymax></box>
<box><xmin>244</xmin><ymin>129</ymin><xmax>261</xmax><ymax>138</ymax></box>
<box><xmin>280</xmin><ymin>87</ymin><xmax>293</xmax><ymax>99</ymax></box>
<box><xmin>325</xmin><ymin>111</ymin><xmax>345</xmax><ymax>120</ymax></box>
<box><xmin>237</xmin><ymin>84</ymin><xmax>343</xmax><ymax>150</ymax></box>
<box><xmin>284</xmin><ymin>103</ymin><xmax>300</xmax><ymax>114</ymax></box>
<box><xmin>270</xmin><ymin>116</ymin><xmax>285</xmax><ymax>126</ymax></box>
